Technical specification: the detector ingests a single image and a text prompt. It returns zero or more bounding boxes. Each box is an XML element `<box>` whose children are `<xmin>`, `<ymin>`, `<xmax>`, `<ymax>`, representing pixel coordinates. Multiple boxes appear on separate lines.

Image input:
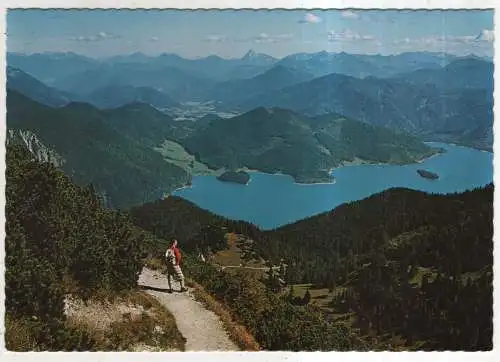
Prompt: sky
<box><xmin>7</xmin><ymin>9</ymin><xmax>495</xmax><ymax>59</ymax></box>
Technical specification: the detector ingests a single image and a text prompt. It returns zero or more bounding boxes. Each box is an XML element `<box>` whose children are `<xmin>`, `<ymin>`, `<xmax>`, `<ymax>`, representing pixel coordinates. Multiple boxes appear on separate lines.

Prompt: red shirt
<box><xmin>172</xmin><ymin>246</ymin><xmax>182</xmax><ymax>266</ymax></box>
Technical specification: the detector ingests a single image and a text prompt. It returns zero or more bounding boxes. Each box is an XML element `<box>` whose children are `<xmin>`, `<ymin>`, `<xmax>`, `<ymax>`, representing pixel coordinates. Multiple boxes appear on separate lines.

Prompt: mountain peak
<box><xmin>242</xmin><ymin>49</ymin><xmax>258</xmax><ymax>59</ymax></box>
<box><xmin>475</xmin><ymin>29</ymin><xmax>494</xmax><ymax>42</ymax></box>
<box><xmin>241</xmin><ymin>50</ymin><xmax>277</xmax><ymax>66</ymax></box>
<box><xmin>315</xmin><ymin>50</ymin><xmax>330</xmax><ymax>57</ymax></box>
<box><xmin>158</xmin><ymin>52</ymin><xmax>183</xmax><ymax>60</ymax></box>
<box><xmin>204</xmin><ymin>54</ymin><xmax>224</xmax><ymax>61</ymax></box>
<box><xmin>129</xmin><ymin>51</ymin><xmax>149</xmax><ymax>59</ymax></box>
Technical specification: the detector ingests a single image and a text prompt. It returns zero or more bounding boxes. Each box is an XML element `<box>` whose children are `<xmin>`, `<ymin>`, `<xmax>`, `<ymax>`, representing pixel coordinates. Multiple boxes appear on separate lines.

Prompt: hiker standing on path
<box><xmin>165</xmin><ymin>239</ymin><xmax>187</xmax><ymax>293</ymax></box>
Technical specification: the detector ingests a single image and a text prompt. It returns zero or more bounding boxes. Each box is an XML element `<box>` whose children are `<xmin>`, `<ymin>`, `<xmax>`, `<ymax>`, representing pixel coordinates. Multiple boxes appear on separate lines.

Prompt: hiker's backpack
<box><xmin>165</xmin><ymin>248</ymin><xmax>175</xmax><ymax>265</ymax></box>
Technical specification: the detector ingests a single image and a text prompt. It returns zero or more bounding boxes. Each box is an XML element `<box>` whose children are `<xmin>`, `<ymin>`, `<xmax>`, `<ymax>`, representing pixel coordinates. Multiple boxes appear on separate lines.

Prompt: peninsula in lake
<box><xmin>182</xmin><ymin>107</ymin><xmax>439</xmax><ymax>184</ymax></box>
<box><xmin>217</xmin><ymin>170</ymin><xmax>251</xmax><ymax>185</ymax></box>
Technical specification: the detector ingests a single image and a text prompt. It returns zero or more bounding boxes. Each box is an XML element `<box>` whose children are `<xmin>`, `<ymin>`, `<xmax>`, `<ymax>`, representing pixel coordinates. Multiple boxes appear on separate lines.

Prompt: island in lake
<box><xmin>217</xmin><ymin>171</ymin><xmax>251</xmax><ymax>185</ymax></box>
<box><xmin>417</xmin><ymin>169</ymin><xmax>439</xmax><ymax>180</ymax></box>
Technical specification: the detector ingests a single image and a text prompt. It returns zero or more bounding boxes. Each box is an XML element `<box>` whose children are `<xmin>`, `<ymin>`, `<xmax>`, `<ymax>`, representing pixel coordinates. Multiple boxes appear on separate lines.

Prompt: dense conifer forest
<box><xmin>4</xmin><ymin>145</ymin><xmax>152</xmax><ymax>349</ymax></box>
<box><xmin>131</xmin><ymin>185</ymin><xmax>493</xmax><ymax>350</ymax></box>
<box><xmin>256</xmin><ymin>185</ymin><xmax>493</xmax><ymax>349</ymax></box>
<box><xmin>129</xmin><ymin>196</ymin><xmax>262</xmax><ymax>256</ymax></box>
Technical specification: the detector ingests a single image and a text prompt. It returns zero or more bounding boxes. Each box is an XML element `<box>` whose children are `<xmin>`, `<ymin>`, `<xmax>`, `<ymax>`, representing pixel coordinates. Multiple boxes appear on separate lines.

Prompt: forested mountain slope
<box><xmin>183</xmin><ymin>107</ymin><xmax>437</xmax><ymax>183</ymax></box>
<box><xmin>6</xmin><ymin>90</ymin><xmax>189</xmax><ymax>208</ymax></box>
<box><xmin>130</xmin><ymin>184</ymin><xmax>493</xmax><ymax>350</ymax></box>
<box><xmin>256</xmin><ymin>185</ymin><xmax>493</xmax><ymax>350</ymax></box>
<box><xmin>5</xmin><ymin>145</ymin><xmax>154</xmax><ymax>349</ymax></box>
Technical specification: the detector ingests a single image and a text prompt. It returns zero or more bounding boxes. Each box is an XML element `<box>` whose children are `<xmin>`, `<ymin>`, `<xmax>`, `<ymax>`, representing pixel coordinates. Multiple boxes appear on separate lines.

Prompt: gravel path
<box><xmin>138</xmin><ymin>267</ymin><xmax>238</xmax><ymax>351</ymax></box>
<box><xmin>221</xmin><ymin>265</ymin><xmax>279</xmax><ymax>271</ymax></box>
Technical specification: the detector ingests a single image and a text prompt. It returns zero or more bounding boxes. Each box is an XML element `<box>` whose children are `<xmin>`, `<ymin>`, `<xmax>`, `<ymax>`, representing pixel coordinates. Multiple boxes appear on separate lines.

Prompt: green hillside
<box><xmin>255</xmin><ymin>185</ymin><xmax>493</xmax><ymax>350</ymax></box>
<box><xmin>4</xmin><ymin>145</ymin><xmax>177</xmax><ymax>350</ymax></box>
<box><xmin>6</xmin><ymin>90</ymin><xmax>189</xmax><ymax>209</ymax></box>
<box><xmin>183</xmin><ymin>107</ymin><xmax>438</xmax><ymax>183</ymax></box>
<box><xmin>130</xmin><ymin>184</ymin><xmax>492</xmax><ymax>351</ymax></box>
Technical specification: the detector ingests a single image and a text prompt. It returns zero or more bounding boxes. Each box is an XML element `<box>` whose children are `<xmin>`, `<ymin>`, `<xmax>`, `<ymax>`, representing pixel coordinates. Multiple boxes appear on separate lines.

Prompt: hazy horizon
<box><xmin>7</xmin><ymin>48</ymin><xmax>494</xmax><ymax>62</ymax></box>
<box><xmin>7</xmin><ymin>9</ymin><xmax>494</xmax><ymax>59</ymax></box>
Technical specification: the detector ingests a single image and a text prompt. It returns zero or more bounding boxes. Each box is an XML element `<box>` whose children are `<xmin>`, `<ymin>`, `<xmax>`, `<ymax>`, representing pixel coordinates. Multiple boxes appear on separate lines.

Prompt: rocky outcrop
<box><xmin>7</xmin><ymin>129</ymin><xmax>65</xmax><ymax>167</ymax></box>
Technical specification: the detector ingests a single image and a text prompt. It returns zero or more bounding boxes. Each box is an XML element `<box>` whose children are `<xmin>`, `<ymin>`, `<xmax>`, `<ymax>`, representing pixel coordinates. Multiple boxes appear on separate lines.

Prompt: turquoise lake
<box><xmin>173</xmin><ymin>142</ymin><xmax>493</xmax><ymax>230</ymax></box>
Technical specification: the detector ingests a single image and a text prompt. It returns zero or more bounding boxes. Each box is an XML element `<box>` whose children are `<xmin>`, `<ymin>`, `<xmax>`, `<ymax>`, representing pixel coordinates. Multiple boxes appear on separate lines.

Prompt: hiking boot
<box><xmin>180</xmin><ymin>287</ymin><xmax>188</xmax><ymax>293</ymax></box>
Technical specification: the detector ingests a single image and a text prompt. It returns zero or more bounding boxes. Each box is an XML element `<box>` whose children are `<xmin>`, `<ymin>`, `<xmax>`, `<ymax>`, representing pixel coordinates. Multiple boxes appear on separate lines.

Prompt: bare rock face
<box><xmin>7</xmin><ymin>129</ymin><xmax>65</xmax><ymax>167</ymax></box>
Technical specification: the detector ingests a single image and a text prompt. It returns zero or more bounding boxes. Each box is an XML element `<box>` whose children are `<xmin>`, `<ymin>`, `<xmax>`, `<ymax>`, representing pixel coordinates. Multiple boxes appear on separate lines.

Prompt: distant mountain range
<box><xmin>199</xmin><ymin>65</ymin><xmax>314</xmax><ymax>103</ymax></box>
<box><xmin>7</xmin><ymin>67</ymin><xmax>179</xmax><ymax>110</ymax></box>
<box><xmin>7</xmin><ymin>66</ymin><xmax>72</xmax><ymax>107</ymax></box>
<box><xmin>8</xmin><ymin>50</ymin><xmax>480</xmax><ymax>99</ymax></box>
<box><xmin>9</xmin><ymin>50</ymin><xmax>470</xmax><ymax>85</ymax></box>
<box><xmin>51</xmin><ymin>63</ymin><xmax>214</xmax><ymax>100</ymax></box>
<box><xmin>83</xmin><ymin>85</ymin><xmax>179</xmax><ymax>109</ymax></box>
<box><xmin>396</xmin><ymin>58</ymin><xmax>493</xmax><ymax>91</ymax></box>
<box><xmin>7</xmin><ymin>49</ymin><xmax>276</xmax><ymax>86</ymax></box>
<box><xmin>275</xmin><ymin>51</ymin><xmax>455</xmax><ymax>79</ymax></box>
<box><xmin>7</xmin><ymin>52</ymin><xmax>99</xmax><ymax>85</ymax></box>
<box><xmin>237</xmin><ymin>58</ymin><xmax>493</xmax><ymax>150</ymax></box>
<box><xmin>7</xmin><ymin>51</ymin><xmax>493</xmax><ymax>151</ymax></box>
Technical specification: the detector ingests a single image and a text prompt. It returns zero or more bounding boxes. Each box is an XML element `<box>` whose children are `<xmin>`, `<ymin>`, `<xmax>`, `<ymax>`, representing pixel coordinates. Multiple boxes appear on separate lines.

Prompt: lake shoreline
<box><xmin>171</xmin><ymin>143</ymin><xmax>446</xmax><ymax>190</ymax></box>
<box><xmin>172</xmin><ymin>146</ymin><xmax>446</xmax><ymax>192</ymax></box>
<box><xmin>172</xmin><ymin>142</ymin><xmax>492</xmax><ymax>230</ymax></box>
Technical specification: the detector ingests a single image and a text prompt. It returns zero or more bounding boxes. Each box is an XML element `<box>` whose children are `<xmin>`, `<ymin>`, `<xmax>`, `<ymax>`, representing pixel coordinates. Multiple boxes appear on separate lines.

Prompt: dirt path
<box><xmin>138</xmin><ymin>267</ymin><xmax>238</xmax><ymax>351</ymax></box>
<box><xmin>221</xmin><ymin>265</ymin><xmax>279</xmax><ymax>271</ymax></box>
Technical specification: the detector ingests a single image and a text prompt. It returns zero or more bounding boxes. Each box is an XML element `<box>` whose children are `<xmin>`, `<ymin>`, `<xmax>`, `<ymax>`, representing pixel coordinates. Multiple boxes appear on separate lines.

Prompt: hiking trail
<box><xmin>138</xmin><ymin>267</ymin><xmax>238</xmax><ymax>351</ymax></box>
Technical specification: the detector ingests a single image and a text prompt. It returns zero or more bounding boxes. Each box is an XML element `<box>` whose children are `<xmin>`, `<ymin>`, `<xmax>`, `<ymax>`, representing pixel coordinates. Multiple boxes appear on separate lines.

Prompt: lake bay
<box><xmin>173</xmin><ymin>142</ymin><xmax>493</xmax><ymax>229</ymax></box>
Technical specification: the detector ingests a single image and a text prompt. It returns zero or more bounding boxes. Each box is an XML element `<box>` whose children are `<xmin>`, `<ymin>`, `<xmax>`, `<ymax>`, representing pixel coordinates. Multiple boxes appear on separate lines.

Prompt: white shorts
<box><xmin>167</xmin><ymin>264</ymin><xmax>184</xmax><ymax>281</ymax></box>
